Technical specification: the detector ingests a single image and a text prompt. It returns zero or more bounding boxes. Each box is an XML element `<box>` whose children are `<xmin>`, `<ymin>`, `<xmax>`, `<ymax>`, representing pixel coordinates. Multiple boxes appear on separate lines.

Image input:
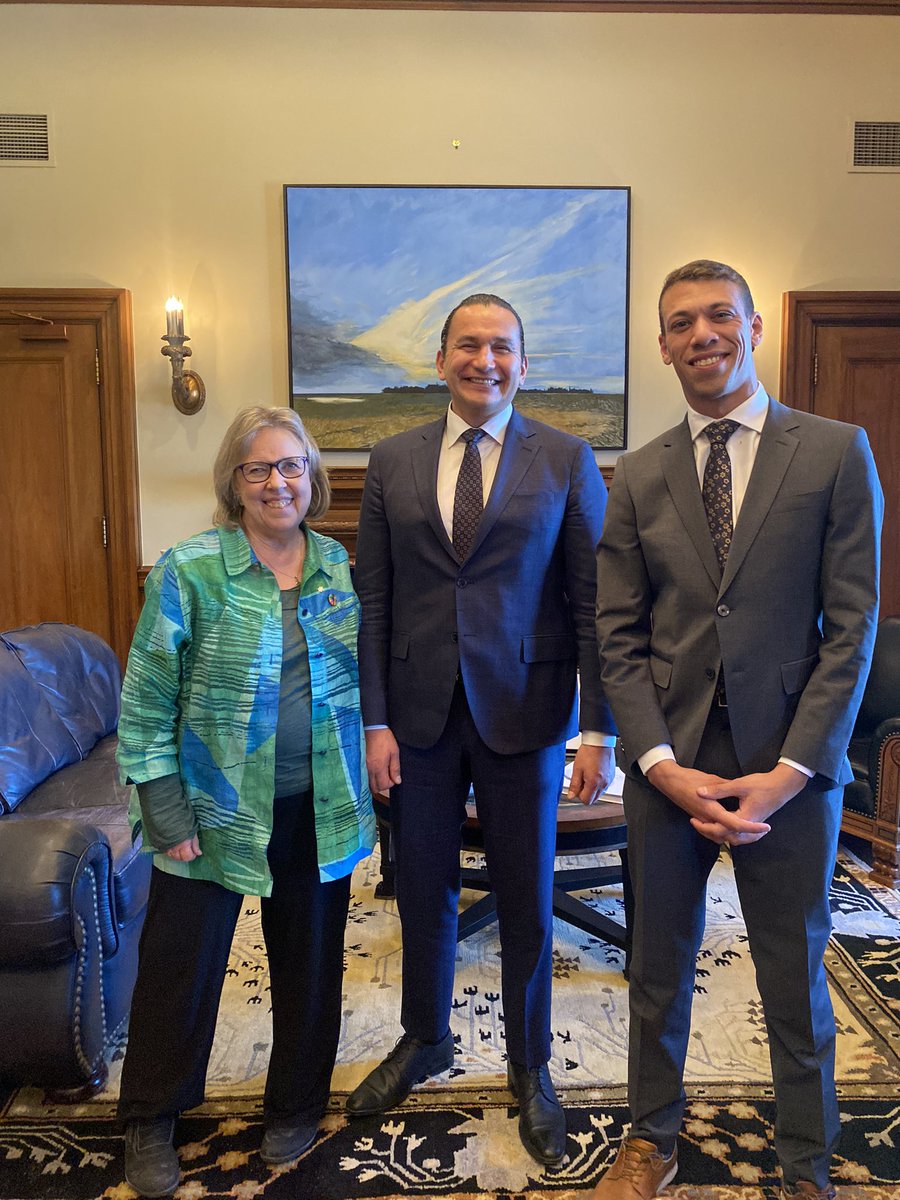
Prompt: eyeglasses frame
<box><xmin>235</xmin><ymin>456</ymin><xmax>310</xmax><ymax>483</ymax></box>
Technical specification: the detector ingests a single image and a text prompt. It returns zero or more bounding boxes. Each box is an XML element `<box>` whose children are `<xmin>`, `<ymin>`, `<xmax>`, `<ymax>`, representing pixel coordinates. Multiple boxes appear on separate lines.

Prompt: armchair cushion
<box><xmin>2</xmin><ymin>623</ymin><xmax>120</xmax><ymax>755</ymax></box>
<box><xmin>0</xmin><ymin>639</ymin><xmax>80</xmax><ymax>813</ymax></box>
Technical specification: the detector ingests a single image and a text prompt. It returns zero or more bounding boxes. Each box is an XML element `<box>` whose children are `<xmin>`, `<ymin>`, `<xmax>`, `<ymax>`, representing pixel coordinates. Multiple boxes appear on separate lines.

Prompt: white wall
<box><xmin>1</xmin><ymin>4</ymin><xmax>898</xmax><ymax>559</ymax></box>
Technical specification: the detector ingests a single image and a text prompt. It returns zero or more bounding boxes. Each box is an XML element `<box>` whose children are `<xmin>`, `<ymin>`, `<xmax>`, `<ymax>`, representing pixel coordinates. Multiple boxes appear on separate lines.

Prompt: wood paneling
<box><xmin>780</xmin><ymin>291</ymin><xmax>900</xmax><ymax>619</ymax></box>
<box><xmin>140</xmin><ymin>462</ymin><xmax>615</xmax><ymax>578</ymax></box>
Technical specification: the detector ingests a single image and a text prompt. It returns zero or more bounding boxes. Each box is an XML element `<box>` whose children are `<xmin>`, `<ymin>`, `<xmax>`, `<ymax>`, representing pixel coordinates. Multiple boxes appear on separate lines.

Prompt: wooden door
<box><xmin>0</xmin><ymin>321</ymin><xmax>112</xmax><ymax>639</ymax></box>
<box><xmin>781</xmin><ymin>293</ymin><xmax>900</xmax><ymax>619</ymax></box>
<box><xmin>0</xmin><ymin>291</ymin><xmax>141</xmax><ymax>663</ymax></box>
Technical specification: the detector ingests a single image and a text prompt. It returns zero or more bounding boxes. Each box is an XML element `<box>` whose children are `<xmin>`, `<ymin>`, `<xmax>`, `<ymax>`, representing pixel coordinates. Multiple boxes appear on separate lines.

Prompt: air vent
<box><xmin>0</xmin><ymin>113</ymin><xmax>53</xmax><ymax>167</ymax></box>
<box><xmin>850</xmin><ymin>120</ymin><xmax>900</xmax><ymax>173</ymax></box>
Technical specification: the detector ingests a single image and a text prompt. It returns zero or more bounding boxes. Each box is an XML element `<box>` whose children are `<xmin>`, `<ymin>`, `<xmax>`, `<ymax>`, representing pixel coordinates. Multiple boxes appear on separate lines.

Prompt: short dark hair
<box><xmin>658</xmin><ymin>260</ymin><xmax>755</xmax><ymax>333</ymax></box>
<box><xmin>440</xmin><ymin>293</ymin><xmax>525</xmax><ymax>356</ymax></box>
<box><xmin>212</xmin><ymin>405</ymin><xmax>331</xmax><ymax>528</ymax></box>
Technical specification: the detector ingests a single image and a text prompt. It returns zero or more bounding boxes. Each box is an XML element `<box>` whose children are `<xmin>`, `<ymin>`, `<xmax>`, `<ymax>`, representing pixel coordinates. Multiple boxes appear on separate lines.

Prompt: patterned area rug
<box><xmin>1</xmin><ymin>847</ymin><xmax>898</xmax><ymax>1199</ymax></box>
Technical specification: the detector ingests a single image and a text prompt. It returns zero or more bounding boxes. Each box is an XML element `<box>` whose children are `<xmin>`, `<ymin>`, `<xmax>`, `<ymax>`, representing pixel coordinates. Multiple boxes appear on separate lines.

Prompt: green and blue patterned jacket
<box><xmin>117</xmin><ymin>524</ymin><xmax>375</xmax><ymax>894</ymax></box>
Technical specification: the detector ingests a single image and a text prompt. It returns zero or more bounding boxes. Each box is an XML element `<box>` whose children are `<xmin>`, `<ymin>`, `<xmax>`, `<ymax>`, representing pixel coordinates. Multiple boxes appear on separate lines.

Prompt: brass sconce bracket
<box><xmin>161</xmin><ymin>335</ymin><xmax>206</xmax><ymax>415</ymax></box>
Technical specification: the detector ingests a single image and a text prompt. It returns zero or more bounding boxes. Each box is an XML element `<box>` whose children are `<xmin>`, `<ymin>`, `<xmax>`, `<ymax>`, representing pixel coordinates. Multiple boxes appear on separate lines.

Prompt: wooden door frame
<box><xmin>0</xmin><ymin>288</ymin><xmax>141</xmax><ymax>664</ymax></box>
<box><xmin>779</xmin><ymin>291</ymin><xmax>900</xmax><ymax>412</ymax></box>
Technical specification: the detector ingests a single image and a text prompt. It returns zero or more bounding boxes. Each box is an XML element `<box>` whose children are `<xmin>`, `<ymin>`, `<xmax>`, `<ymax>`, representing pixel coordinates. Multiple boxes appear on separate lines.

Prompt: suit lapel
<box><xmin>722</xmin><ymin>397</ymin><xmax>799</xmax><ymax>589</ymax></box>
<box><xmin>661</xmin><ymin>418</ymin><xmax>722</xmax><ymax>589</ymax></box>
<box><xmin>465</xmin><ymin>409</ymin><xmax>538</xmax><ymax>560</ymax></box>
<box><xmin>410</xmin><ymin>418</ymin><xmax>454</xmax><ymax>556</ymax></box>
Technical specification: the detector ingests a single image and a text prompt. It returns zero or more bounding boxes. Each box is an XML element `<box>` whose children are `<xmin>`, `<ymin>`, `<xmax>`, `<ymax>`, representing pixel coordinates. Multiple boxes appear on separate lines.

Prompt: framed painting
<box><xmin>284</xmin><ymin>185</ymin><xmax>630</xmax><ymax>450</ymax></box>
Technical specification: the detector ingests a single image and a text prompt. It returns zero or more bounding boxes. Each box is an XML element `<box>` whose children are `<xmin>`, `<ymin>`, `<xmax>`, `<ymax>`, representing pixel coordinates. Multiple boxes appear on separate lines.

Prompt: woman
<box><xmin>117</xmin><ymin>406</ymin><xmax>374</xmax><ymax>1198</ymax></box>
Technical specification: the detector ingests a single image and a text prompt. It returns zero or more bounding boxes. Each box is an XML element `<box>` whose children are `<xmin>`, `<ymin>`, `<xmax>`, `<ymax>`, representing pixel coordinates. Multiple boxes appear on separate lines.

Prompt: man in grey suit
<box><xmin>349</xmin><ymin>293</ymin><xmax>617</xmax><ymax>1164</ymax></box>
<box><xmin>592</xmin><ymin>260</ymin><xmax>882</xmax><ymax>1200</ymax></box>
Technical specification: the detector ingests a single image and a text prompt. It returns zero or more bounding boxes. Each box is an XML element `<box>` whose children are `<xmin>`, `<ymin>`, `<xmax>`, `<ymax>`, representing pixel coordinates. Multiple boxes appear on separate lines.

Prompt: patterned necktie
<box><xmin>702</xmin><ymin>419</ymin><xmax>740</xmax><ymax>571</ymax></box>
<box><xmin>452</xmin><ymin>428</ymin><xmax>486</xmax><ymax>559</ymax></box>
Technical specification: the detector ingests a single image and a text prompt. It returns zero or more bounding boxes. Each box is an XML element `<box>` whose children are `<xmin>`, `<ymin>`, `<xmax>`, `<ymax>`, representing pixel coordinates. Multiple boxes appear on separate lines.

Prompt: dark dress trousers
<box><xmin>596</xmin><ymin>397</ymin><xmax>883</xmax><ymax>1187</ymax></box>
<box><xmin>355</xmin><ymin>409</ymin><xmax>614</xmax><ymax>1068</ymax></box>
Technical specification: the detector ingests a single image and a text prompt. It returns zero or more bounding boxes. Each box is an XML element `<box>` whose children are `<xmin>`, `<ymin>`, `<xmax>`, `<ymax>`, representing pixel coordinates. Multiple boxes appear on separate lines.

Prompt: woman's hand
<box><xmin>165</xmin><ymin>835</ymin><xmax>202</xmax><ymax>862</ymax></box>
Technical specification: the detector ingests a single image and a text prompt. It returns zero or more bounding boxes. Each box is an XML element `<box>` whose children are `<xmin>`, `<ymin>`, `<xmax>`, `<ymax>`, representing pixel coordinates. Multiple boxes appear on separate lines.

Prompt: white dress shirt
<box><xmin>638</xmin><ymin>384</ymin><xmax>812</xmax><ymax>779</ymax></box>
<box><xmin>437</xmin><ymin>403</ymin><xmax>513</xmax><ymax>538</ymax></box>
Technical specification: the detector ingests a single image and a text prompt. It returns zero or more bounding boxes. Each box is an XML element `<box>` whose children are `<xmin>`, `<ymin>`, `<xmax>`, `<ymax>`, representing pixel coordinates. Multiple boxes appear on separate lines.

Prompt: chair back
<box><xmin>855</xmin><ymin>616</ymin><xmax>900</xmax><ymax>737</ymax></box>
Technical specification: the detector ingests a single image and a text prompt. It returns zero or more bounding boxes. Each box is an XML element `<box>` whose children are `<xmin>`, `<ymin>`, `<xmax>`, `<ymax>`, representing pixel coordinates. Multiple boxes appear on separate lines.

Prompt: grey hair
<box><xmin>212</xmin><ymin>405</ymin><xmax>331</xmax><ymax>529</ymax></box>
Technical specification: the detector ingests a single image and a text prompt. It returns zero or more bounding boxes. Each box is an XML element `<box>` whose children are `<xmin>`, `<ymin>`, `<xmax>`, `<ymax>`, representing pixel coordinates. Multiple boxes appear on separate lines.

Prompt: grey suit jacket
<box><xmin>596</xmin><ymin>397</ymin><xmax>883</xmax><ymax>785</ymax></box>
<box><xmin>355</xmin><ymin>408</ymin><xmax>615</xmax><ymax>755</ymax></box>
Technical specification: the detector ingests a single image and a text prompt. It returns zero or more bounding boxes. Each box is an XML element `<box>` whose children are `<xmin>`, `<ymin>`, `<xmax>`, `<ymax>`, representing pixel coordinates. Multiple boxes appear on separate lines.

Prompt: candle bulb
<box><xmin>165</xmin><ymin>296</ymin><xmax>184</xmax><ymax>338</ymax></box>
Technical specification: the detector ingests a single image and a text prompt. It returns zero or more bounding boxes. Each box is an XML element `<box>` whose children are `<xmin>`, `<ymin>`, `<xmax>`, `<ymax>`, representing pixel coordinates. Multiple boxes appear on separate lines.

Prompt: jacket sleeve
<box><xmin>565</xmin><ymin>439</ymin><xmax>617</xmax><ymax>736</ymax></box>
<box><xmin>354</xmin><ymin>444</ymin><xmax>393</xmax><ymax>728</ymax></box>
<box><xmin>595</xmin><ymin>454</ymin><xmax>672</xmax><ymax>766</ymax></box>
<box><xmin>116</xmin><ymin>552</ymin><xmax>190</xmax><ymax>784</ymax></box>
<box><xmin>780</xmin><ymin>426</ymin><xmax>884</xmax><ymax>781</ymax></box>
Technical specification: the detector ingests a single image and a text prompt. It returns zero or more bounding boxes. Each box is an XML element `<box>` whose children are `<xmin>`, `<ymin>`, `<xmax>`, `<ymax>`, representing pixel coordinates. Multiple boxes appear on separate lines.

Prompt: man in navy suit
<box><xmin>593</xmin><ymin>261</ymin><xmax>882</xmax><ymax>1200</ymax></box>
<box><xmin>349</xmin><ymin>293</ymin><xmax>617</xmax><ymax>1164</ymax></box>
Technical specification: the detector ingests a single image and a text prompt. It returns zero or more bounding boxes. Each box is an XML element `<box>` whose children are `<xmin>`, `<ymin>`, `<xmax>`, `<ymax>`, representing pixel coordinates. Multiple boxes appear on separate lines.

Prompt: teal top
<box><xmin>274</xmin><ymin>586</ymin><xmax>313</xmax><ymax>795</ymax></box>
<box><xmin>117</xmin><ymin>524</ymin><xmax>375</xmax><ymax>894</ymax></box>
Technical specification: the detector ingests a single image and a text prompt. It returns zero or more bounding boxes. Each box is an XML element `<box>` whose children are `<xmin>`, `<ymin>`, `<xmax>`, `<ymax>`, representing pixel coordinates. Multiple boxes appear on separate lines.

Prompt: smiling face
<box><xmin>235</xmin><ymin>426</ymin><xmax>312</xmax><ymax>545</ymax></box>
<box><xmin>436</xmin><ymin>303</ymin><xmax>527</xmax><ymax>427</ymax></box>
<box><xmin>658</xmin><ymin>279</ymin><xmax>763</xmax><ymax>417</ymax></box>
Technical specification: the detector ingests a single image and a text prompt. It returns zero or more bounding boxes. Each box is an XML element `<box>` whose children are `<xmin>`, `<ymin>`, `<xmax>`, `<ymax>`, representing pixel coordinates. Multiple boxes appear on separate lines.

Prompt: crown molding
<box><xmin>10</xmin><ymin>0</ymin><xmax>900</xmax><ymax>13</ymax></box>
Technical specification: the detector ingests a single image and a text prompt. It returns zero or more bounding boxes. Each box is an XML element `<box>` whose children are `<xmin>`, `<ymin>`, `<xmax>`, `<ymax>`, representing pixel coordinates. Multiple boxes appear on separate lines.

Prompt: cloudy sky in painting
<box><xmin>285</xmin><ymin>187</ymin><xmax>629</xmax><ymax>394</ymax></box>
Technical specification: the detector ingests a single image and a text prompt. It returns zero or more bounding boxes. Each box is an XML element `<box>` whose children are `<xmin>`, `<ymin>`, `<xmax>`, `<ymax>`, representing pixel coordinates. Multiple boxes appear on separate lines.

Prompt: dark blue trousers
<box><xmin>118</xmin><ymin>791</ymin><xmax>351</xmax><ymax>1127</ymax></box>
<box><xmin>392</xmin><ymin>680</ymin><xmax>566</xmax><ymax>1069</ymax></box>
<box><xmin>624</xmin><ymin>707</ymin><xmax>841</xmax><ymax>1188</ymax></box>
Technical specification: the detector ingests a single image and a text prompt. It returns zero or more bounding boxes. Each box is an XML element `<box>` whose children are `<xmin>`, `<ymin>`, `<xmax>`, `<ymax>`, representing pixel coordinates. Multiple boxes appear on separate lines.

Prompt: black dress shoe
<box><xmin>260</xmin><ymin>1119</ymin><xmax>318</xmax><ymax>1164</ymax></box>
<box><xmin>507</xmin><ymin>1062</ymin><xmax>567</xmax><ymax>1165</ymax></box>
<box><xmin>124</xmin><ymin>1118</ymin><xmax>180</xmax><ymax>1198</ymax></box>
<box><xmin>346</xmin><ymin>1031</ymin><xmax>455</xmax><ymax>1116</ymax></box>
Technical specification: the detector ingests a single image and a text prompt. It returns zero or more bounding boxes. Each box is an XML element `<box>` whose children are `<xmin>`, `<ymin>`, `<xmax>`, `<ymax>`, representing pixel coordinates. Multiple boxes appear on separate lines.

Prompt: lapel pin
<box><xmin>328</xmin><ymin>594</ymin><xmax>337</xmax><ymax>606</ymax></box>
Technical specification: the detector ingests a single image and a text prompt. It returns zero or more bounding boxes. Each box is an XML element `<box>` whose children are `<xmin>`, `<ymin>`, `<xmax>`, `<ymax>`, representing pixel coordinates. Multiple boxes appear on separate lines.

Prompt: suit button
<box><xmin>705</xmin><ymin>668</ymin><xmax>716</xmax><ymax>680</ymax></box>
<box><xmin>451</xmin><ymin>632</ymin><xmax>458</xmax><ymax>643</ymax></box>
<box><xmin>457</xmin><ymin>578</ymin><xmax>468</xmax><ymax>588</ymax></box>
<box><xmin>716</xmin><ymin>604</ymin><xmax>730</xmax><ymax>617</ymax></box>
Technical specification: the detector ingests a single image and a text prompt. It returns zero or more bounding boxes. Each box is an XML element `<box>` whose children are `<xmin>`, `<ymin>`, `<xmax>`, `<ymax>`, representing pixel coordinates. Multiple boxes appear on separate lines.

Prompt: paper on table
<box><xmin>562</xmin><ymin>759</ymin><xmax>625</xmax><ymax>797</ymax></box>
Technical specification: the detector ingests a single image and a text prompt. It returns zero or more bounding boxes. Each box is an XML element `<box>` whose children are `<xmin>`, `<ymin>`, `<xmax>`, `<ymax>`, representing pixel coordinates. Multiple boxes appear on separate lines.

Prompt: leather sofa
<box><xmin>0</xmin><ymin>623</ymin><xmax>150</xmax><ymax>1096</ymax></box>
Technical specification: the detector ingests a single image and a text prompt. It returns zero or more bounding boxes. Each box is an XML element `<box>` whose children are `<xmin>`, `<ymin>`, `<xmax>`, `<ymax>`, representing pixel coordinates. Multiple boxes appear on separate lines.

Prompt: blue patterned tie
<box><xmin>452</xmin><ymin>428</ymin><xmax>486</xmax><ymax>559</ymax></box>
<box><xmin>702</xmin><ymin>419</ymin><xmax>740</xmax><ymax>572</ymax></box>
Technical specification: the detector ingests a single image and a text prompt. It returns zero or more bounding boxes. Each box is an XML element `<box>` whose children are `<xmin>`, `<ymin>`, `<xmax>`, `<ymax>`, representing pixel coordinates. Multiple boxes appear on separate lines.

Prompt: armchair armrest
<box><xmin>0</xmin><ymin>818</ymin><xmax>117</xmax><ymax>967</ymax></box>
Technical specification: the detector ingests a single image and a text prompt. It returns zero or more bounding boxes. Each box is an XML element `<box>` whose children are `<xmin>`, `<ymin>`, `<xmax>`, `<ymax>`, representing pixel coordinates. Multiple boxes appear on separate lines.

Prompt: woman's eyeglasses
<box><xmin>236</xmin><ymin>456</ymin><xmax>309</xmax><ymax>483</ymax></box>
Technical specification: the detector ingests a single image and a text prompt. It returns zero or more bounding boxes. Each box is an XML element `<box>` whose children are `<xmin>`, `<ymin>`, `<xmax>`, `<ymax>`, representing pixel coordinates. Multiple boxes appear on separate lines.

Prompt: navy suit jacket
<box><xmin>355</xmin><ymin>409</ymin><xmax>615</xmax><ymax>755</ymax></box>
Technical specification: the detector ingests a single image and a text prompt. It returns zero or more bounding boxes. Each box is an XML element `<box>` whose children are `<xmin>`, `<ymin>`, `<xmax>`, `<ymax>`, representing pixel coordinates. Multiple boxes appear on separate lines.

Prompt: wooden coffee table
<box><xmin>372</xmin><ymin>791</ymin><xmax>631</xmax><ymax>968</ymax></box>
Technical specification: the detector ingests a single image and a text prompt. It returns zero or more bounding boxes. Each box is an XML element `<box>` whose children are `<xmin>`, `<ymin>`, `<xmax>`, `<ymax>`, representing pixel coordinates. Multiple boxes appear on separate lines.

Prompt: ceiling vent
<box><xmin>850</xmin><ymin>120</ymin><xmax>900</xmax><ymax>173</ymax></box>
<box><xmin>0</xmin><ymin>113</ymin><xmax>53</xmax><ymax>167</ymax></box>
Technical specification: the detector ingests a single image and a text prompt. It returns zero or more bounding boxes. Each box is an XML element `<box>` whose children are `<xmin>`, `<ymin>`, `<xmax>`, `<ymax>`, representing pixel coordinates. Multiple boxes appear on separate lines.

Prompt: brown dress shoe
<box><xmin>590</xmin><ymin>1136</ymin><xmax>677</xmax><ymax>1199</ymax></box>
<box><xmin>781</xmin><ymin>1181</ymin><xmax>836</xmax><ymax>1200</ymax></box>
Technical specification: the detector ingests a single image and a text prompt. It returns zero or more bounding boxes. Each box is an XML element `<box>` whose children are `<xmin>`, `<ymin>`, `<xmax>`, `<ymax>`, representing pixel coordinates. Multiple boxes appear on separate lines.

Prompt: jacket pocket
<box><xmin>781</xmin><ymin>653</ymin><xmax>818</xmax><ymax>694</ymax></box>
<box><xmin>521</xmin><ymin>634</ymin><xmax>576</xmax><ymax>663</ymax></box>
<box><xmin>390</xmin><ymin>631</ymin><xmax>410</xmax><ymax>660</ymax></box>
<box><xmin>650</xmin><ymin>654</ymin><xmax>673</xmax><ymax>689</ymax></box>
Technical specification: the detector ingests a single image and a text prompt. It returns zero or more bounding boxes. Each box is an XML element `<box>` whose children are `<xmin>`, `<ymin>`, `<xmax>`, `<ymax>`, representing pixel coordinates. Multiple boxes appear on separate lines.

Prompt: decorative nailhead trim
<box><xmin>71</xmin><ymin>870</ymin><xmax>108</xmax><ymax>1078</ymax></box>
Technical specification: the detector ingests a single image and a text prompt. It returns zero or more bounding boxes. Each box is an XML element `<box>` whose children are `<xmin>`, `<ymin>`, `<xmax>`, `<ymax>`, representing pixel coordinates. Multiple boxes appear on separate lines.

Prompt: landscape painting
<box><xmin>284</xmin><ymin>185</ymin><xmax>630</xmax><ymax>449</ymax></box>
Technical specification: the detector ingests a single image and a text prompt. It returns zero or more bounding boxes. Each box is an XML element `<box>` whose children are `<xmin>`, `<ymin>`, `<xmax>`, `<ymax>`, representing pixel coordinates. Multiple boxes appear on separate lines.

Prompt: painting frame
<box><xmin>283</xmin><ymin>184</ymin><xmax>630</xmax><ymax>450</ymax></box>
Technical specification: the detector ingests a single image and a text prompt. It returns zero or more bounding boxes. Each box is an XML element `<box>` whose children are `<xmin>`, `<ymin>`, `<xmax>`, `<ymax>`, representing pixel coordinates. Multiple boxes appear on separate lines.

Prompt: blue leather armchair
<box><xmin>0</xmin><ymin>623</ymin><xmax>151</xmax><ymax>1095</ymax></box>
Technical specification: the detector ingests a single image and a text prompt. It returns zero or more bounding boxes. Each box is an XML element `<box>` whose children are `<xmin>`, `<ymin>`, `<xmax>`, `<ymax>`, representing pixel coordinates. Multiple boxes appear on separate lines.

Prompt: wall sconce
<box><xmin>161</xmin><ymin>296</ymin><xmax>206</xmax><ymax>415</ymax></box>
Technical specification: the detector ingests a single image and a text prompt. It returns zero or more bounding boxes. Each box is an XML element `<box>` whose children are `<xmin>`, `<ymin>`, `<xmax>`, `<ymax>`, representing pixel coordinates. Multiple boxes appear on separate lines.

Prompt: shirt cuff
<box><xmin>638</xmin><ymin>744</ymin><xmax>676</xmax><ymax>775</ymax></box>
<box><xmin>778</xmin><ymin>756</ymin><xmax>814</xmax><ymax>778</ymax></box>
<box><xmin>580</xmin><ymin>731</ymin><xmax>617</xmax><ymax>747</ymax></box>
<box><xmin>364</xmin><ymin>724</ymin><xmax>389</xmax><ymax>731</ymax></box>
